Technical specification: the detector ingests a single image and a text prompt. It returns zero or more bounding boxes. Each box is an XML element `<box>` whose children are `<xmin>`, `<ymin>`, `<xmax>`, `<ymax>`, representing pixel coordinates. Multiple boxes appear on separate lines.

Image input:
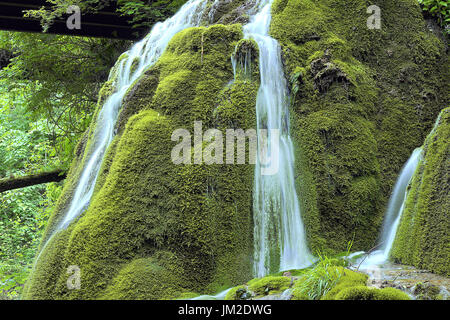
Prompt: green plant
<box><xmin>0</xmin><ymin>264</ymin><xmax>30</xmax><ymax>300</ymax></box>
<box><xmin>23</xmin><ymin>0</ymin><xmax>188</xmax><ymax>32</ymax></box>
<box><xmin>291</xmin><ymin>253</ymin><xmax>343</xmax><ymax>300</ymax></box>
<box><xmin>418</xmin><ymin>0</ymin><xmax>449</xmax><ymax>34</ymax></box>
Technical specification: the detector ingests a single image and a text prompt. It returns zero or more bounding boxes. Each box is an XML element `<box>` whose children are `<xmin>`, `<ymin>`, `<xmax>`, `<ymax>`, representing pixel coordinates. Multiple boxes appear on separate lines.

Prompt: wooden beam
<box><xmin>0</xmin><ymin>0</ymin><xmax>147</xmax><ymax>40</ymax></box>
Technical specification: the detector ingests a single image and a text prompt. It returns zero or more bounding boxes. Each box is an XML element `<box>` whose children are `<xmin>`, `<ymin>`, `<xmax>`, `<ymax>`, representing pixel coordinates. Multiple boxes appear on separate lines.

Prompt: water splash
<box><xmin>234</xmin><ymin>0</ymin><xmax>313</xmax><ymax>277</ymax></box>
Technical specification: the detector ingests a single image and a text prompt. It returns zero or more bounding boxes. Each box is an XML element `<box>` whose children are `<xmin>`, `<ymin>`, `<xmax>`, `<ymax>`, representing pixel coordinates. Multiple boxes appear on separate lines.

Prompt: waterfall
<box><xmin>360</xmin><ymin>113</ymin><xmax>443</xmax><ymax>267</ymax></box>
<box><xmin>236</xmin><ymin>0</ymin><xmax>313</xmax><ymax>277</ymax></box>
<box><xmin>361</xmin><ymin>148</ymin><xmax>422</xmax><ymax>266</ymax></box>
<box><xmin>56</xmin><ymin>0</ymin><xmax>206</xmax><ymax>230</ymax></box>
<box><xmin>378</xmin><ymin>148</ymin><xmax>423</xmax><ymax>259</ymax></box>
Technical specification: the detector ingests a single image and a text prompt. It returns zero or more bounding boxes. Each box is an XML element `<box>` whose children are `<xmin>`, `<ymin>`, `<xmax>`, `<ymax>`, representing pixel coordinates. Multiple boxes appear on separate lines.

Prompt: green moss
<box><xmin>100</xmin><ymin>252</ymin><xmax>186</xmax><ymax>300</ymax></box>
<box><xmin>412</xmin><ymin>282</ymin><xmax>442</xmax><ymax>300</ymax></box>
<box><xmin>116</xmin><ymin>67</ymin><xmax>160</xmax><ymax>134</ymax></box>
<box><xmin>321</xmin><ymin>268</ymin><xmax>367</xmax><ymax>300</ymax></box>
<box><xmin>335</xmin><ymin>286</ymin><xmax>410</xmax><ymax>300</ymax></box>
<box><xmin>269</xmin><ymin>268</ymin><xmax>310</xmax><ymax>277</ymax></box>
<box><xmin>270</xmin><ymin>0</ymin><xmax>448</xmax><ymax>254</ymax></box>
<box><xmin>291</xmin><ymin>288</ymin><xmax>309</xmax><ymax>300</ymax></box>
<box><xmin>22</xmin><ymin>229</ymin><xmax>71</xmax><ymax>299</ymax></box>
<box><xmin>224</xmin><ymin>285</ymin><xmax>250</xmax><ymax>300</ymax></box>
<box><xmin>232</xmin><ymin>38</ymin><xmax>259</xmax><ymax>81</ymax></box>
<box><xmin>25</xmin><ymin>23</ymin><xmax>259</xmax><ymax>300</ymax></box>
<box><xmin>391</xmin><ymin>108</ymin><xmax>450</xmax><ymax>275</ymax></box>
<box><xmin>248</xmin><ymin>276</ymin><xmax>291</xmax><ymax>296</ymax></box>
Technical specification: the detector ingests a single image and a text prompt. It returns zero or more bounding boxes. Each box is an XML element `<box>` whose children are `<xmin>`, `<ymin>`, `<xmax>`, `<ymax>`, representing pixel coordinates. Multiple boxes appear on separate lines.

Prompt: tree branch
<box><xmin>0</xmin><ymin>169</ymin><xmax>67</xmax><ymax>193</ymax></box>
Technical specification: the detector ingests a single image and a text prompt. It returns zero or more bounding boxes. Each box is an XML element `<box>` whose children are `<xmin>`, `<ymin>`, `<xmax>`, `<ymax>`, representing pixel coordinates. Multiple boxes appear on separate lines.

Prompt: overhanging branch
<box><xmin>0</xmin><ymin>169</ymin><xmax>67</xmax><ymax>193</ymax></box>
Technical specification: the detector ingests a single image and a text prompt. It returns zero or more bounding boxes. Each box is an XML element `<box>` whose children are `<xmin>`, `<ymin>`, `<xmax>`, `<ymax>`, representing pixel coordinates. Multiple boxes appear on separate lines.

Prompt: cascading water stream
<box><xmin>360</xmin><ymin>148</ymin><xmax>422</xmax><ymax>266</ymax></box>
<box><xmin>56</xmin><ymin>0</ymin><xmax>206</xmax><ymax>231</ymax></box>
<box><xmin>236</xmin><ymin>0</ymin><xmax>313</xmax><ymax>277</ymax></box>
<box><xmin>359</xmin><ymin>113</ymin><xmax>443</xmax><ymax>267</ymax></box>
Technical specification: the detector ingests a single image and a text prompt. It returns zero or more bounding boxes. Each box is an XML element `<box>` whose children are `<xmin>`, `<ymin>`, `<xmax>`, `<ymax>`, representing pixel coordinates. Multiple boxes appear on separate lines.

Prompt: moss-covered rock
<box><xmin>391</xmin><ymin>108</ymin><xmax>450</xmax><ymax>276</ymax></box>
<box><xmin>224</xmin><ymin>285</ymin><xmax>252</xmax><ymax>300</ymax></box>
<box><xmin>100</xmin><ymin>252</ymin><xmax>186</xmax><ymax>300</ymax></box>
<box><xmin>24</xmin><ymin>0</ymin><xmax>448</xmax><ymax>300</ymax></box>
<box><xmin>248</xmin><ymin>276</ymin><xmax>291</xmax><ymax>295</ymax></box>
<box><xmin>412</xmin><ymin>282</ymin><xmax>443</xmax><ymax>300</ymax></box>
<box><xmin>335</xmin><ymin>286</ymin><xmax>411</xmax><ymax>300</ymax></box>
<box><xmin>321</xmin><ymin>268</ymin><xmax>368</xmax><ymax>300</ymax></box>
<box><xmin>270</xmin><ymin>0</ymin><xmax>448</xmax><ymax>254</ymax></box>
<box><xmin>24</xmin><ymin>23</ymin><xmax>259</xmax><ymax>299</ymax></box>
<box><xmin>205</xmin><ymin>0</ymin><xmax>255</xmax><ymax>25</ymax></box>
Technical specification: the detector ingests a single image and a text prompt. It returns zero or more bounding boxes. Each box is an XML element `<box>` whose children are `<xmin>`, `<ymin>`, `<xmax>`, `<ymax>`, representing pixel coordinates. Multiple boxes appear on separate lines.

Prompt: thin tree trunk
<box><xmin>0</xmin><ymin>169</ymin><xmax>66</xmax><ymax>193</ymax></box>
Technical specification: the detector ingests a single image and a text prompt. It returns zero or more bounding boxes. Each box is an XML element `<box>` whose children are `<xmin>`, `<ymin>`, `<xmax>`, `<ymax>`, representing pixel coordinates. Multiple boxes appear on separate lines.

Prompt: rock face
<box><xmin>24</xmin><ymin>0</ymin><xmax>448</xmax><ymax>299</ymax></box>
<box><xmin>270</xmin><ymin>0</ymin><xmax>448</xmax><ymax>253</ymax></box>
<box><xmin>391</xmin><ymin>108</ymin><xmax>449</xmax><ymax>276</ymax></box>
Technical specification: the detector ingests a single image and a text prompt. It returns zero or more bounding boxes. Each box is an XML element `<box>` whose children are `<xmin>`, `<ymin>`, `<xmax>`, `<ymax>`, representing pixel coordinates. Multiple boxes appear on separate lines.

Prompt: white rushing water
<box><xmin>190</xmin><ymin>288</ymin><xmax>232</xmax><ymax>300</ymax></box>
<box><xmin>361</xmin><ymin>148</ymin><xmax>423</xmax><ymax>266</ymax></box>
<box><xmin>237</xmin><ymin>0</ymin><xmax>313</xmax><ymax>277</ymax></box>
<box><xmin>56</xmin><ymin>0</ymin><xmax>206</xmax><ymax>230</ymax></box>
<box><xmin>360</xmin><ymin>113</ymin><xmax>443</xmax><ymax>267</ymax></box>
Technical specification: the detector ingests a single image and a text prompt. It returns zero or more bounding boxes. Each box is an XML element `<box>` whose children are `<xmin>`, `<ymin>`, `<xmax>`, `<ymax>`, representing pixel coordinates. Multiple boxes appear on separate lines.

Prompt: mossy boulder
<box><xmin>321</xmin><ymin>268</ymin><xmax>368</xmax><ymax>300</ymax></box>
<box><xmin>335</xmin><ymin>286</ymin><xmax>411</xmax><ymax>300</ymax></box>
<box><xmin>24</xmin><ymin>23</ymin><xmax>259</xmax><ymax>299</ymax></box>
<box><xmin>391</xmin><ymin>108</ymin><xmax>450</xmax><ymax>276</ymax></box>
<box><xmin>100</xmin><ymin>253</ymin><xmax>186</xmax><ymax>300</ymax></box>
<box><xmin>270</xmin><ymin>0</ymin><xmax>448</xmax><ymax>254</ymax></box>
<box><xmin>224</xmin><ymin>285</ymin><xmax>252</xmax><ymax>300</ymax></box>
<box><xmin>412</xmin><ymin>282</ymin><xmax>443</xmax><ymax>300</ymax></box>
<box><xmin>247</xmin><ymin>276</ymin><xmax>292</xmax><ymax>295</ymax></box>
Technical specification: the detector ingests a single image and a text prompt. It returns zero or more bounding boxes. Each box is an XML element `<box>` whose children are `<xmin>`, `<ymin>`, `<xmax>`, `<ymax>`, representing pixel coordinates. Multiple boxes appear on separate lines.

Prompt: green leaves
<box><xmin>22</xmin><ymin>0</ymin><xmax>189</xmax><ymax>31</ymax></box>
<box><xmin>0</xmin><ymin>264</ymin><xmax>30</xmax><ymax>299</ymax></box>
<box><xmin>117</xmin><ymin>0</ymin><xmax>188</xmax><ymax>29</ymax></box>
<box><xmin>0</xmin><ymin>30</ymin><xmax>130</xmax><ymax>168</ymax></box>
<box><xmin>418</xmin><ymin>0</ymin><xmax>450</xmax><ymax>34</ymax></box>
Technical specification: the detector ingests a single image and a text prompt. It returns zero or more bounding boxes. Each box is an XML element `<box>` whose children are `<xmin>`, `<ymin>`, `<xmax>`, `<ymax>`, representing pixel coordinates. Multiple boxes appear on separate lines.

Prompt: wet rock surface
<box><xmin>361</xmin><ymin>263</ymin><xmax>450</xmax><ymax>300</ymax></box>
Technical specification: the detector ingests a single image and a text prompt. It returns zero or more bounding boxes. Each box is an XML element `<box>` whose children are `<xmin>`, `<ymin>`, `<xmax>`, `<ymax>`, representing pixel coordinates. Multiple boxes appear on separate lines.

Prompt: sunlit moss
<box><xmin>335</xmin><ymin>286</ymin><xmax>411</xmax><ymax>300</ymax></box>
<box><xmin>247</xmin><ymin>276</ymin><xmax>291</xmax><ymax>295</ymax></box>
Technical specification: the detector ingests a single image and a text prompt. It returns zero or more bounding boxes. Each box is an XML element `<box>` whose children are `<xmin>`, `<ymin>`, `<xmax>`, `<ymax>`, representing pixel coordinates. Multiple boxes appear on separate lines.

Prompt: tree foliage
<box><xmin>418</xmin><ymin>0</ymin><xmax>450</xmax><ymax>34</ymax></box>
<box><xmin>24</xmin><ymin>0</ymin><xmax>188</xmax><ymax>31</ymax></box>
<box><xmin>0</xmin><ymin>81</ymin><xmax>63</xmax><ymax>299</ymax></box>
<box><xmin>0</xmin><ymin>31</ymin><xmax>130</xmax><ymax>165</ymax></box>
<box><xmin>0</xmin><ymin>24</ymin><xmax>130</xmax><ymax>301</ymax></box>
